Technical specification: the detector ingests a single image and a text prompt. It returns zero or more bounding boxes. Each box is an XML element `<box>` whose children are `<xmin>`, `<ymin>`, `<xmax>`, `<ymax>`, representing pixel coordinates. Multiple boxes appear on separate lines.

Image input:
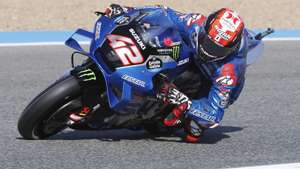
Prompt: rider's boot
<box><xmin>183</xmin><ymin>118</ymin><xmax>206</xmax><ymax>143</ymax></box>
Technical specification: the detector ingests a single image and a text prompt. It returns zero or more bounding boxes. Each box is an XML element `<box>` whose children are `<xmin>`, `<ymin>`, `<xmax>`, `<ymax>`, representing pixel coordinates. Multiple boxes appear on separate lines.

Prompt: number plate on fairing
<box><xmin>96</xmin><ymin>24</ymin><xmax>157</xmax><ymax>71</ymax></box>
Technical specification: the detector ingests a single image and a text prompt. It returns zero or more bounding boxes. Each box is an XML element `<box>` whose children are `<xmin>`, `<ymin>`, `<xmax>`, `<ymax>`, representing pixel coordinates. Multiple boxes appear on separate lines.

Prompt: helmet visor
<box><xmin>198</xmin><ymin>34</ymin><xmax>235</xmax><ymax>62</ymax></box>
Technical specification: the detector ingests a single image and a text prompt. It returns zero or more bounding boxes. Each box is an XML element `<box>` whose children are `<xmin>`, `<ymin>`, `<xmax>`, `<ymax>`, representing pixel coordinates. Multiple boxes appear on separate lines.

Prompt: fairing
<box><xmin>65</xmin><ymin>7</ymin><xmax>264</xmax><ymax>112</ymax></box>
<box><xmin>65</xmin><ymin>9</ymin><xmax>192</xmax><ymax>110</ymax></box>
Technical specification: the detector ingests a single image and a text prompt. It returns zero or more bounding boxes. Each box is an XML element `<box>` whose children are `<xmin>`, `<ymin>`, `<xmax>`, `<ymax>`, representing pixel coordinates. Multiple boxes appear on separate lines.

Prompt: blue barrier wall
<box><xmin>0</xmin><ymin>29</ymin><xmax>300</xmax><ymax>43</ymax></box>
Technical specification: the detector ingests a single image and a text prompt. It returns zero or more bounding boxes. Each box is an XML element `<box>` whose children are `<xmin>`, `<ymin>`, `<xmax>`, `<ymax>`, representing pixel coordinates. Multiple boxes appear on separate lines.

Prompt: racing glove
<box><xmin>157</xmin><ymin>83</ymin><xmax>192</xmax><ymax>126</ymax></box>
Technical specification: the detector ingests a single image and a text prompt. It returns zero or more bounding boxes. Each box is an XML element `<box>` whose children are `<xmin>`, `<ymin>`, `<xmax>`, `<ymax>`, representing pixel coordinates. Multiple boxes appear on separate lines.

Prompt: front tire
<box><xmin>18</xmin><ymin>74</ymin><xmax>82</xmax><ymax>140</ymax></box>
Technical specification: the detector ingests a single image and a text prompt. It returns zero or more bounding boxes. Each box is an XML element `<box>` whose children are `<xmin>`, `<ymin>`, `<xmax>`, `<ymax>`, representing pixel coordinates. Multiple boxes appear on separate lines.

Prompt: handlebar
<box><xmin>255</xmin><ymin>28</ymin><xmax>275</xmax><ymax>40</ymax></box>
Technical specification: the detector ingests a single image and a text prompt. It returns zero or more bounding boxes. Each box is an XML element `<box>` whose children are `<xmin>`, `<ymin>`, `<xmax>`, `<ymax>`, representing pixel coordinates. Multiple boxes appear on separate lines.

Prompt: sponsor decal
<box><xmin>172</xmin><ymin>44</ymin><xmax>181</xmax><ymax>60</ymax></box>
<box><xmin>78</xmin><ymin>69</ymin><xmax>96</xmax><ymax>81</ymax></box>
<box><xmin>146</xmin><ymin>57</ymin><xmax>162</xmax><ymax>69</ymax></box>
<box><xmin>157</xmin><ymin>43</ymin><xmax>181</xmax><ymax>61</ymax></box>
<box><xmin>121</xmin><ymin>74</ymin><xmax>146</xmax><ymax>87</ymax></box>
<box><xmin>107</xmin><ymin>34</ymin><xmax>144</xmax><ymax>66</ymax></box>
<box><xmin>178</xmin><ymin>58</ymin><xmax>190</xmax><ymax>66</ymax></box>
<box><xmin>214</xmin><ymin>25</ymin><xmax>231</xmax><ymax>41</ymax></box>
<box><xmin>115</xmin><ymin>16</ymin><xmax>130</xmax><ymax>25</ymax></box>
<box><xmin>216</xmin><ymin>75</ymin><xmax>235</xmax><ymax>86</ymax></box>
<box><xmin>216</xmin><ymin>64</ymin><xmax>237</xmax><ymax>86</ymax></box>
<box><xmin>129</xmin><ymin>28</ymin><xmax>146</xmax><ymax>50</ymax></box>
<box><xmin>95</xmin><ymin>22</ymin><xmax>102</xmax><ymax>40</ymax></box>
<box><xmin>157</xmin><ymin>48</ymin><xmax>172</xmax><ymax>55</ymax></box>
<box><xmin>189</xmin><ymin>108</ymin><xmax>216</xmax><ymax>123</ymax></box>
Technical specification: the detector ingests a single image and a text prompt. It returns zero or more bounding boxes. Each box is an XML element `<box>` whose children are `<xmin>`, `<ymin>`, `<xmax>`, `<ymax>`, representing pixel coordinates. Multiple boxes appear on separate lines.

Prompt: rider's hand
<box><xmin>157</xmin><ymin>83</ymin><xmax>191</xmax><ymax>106</ymax></box>
<box><xmin>157</xmin><ymin>83</ymin><xmax>192</xmax><ymax>126</ymax></box>
<box><xmin>157</xmin><ymin>83</ymin><xmax>176</xmax><ymax>104</ymax></box>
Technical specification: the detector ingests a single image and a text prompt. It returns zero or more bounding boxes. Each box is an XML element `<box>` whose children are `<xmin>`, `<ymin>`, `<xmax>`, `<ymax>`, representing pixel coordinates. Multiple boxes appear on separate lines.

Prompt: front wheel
<box><xmin>18</xmin><ymin>74</ymin><xmax>82</xmax><ymax>139</ymax></box>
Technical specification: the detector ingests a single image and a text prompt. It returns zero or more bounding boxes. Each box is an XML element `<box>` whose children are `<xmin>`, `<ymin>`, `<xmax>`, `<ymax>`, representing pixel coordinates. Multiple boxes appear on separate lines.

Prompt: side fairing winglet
<box><xmin>65</xmin><ymin>29</ymin><xmax>94</xmax><ymax>54</ymax></box>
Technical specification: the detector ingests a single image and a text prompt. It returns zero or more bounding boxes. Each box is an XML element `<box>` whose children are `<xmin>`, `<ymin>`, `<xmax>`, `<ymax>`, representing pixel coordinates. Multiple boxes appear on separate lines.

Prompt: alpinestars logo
<box><xmin>78</xmin><ymin>69</ymin><xmax>96</xmax><ymax>81</ymax></box>
<box><xmin>216</xmin><ymin>75</ymin><xmax>235</xmax><ymax>86</ymax></box>
<box><xmin>189</xmin><ymin>108</ymin><xmax>216</xmax><ymax>123</ymax></box>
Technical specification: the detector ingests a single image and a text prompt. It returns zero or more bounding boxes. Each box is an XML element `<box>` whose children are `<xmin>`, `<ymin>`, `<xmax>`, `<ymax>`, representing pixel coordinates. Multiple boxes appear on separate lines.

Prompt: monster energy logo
<box><xmin>172</xmin><ymin>45</ymin><xmax>180</xmax><ymax>60</ymax></box>
<box><xmin>78</xmin><ymin>69</ymin><xmax>96</xmax><ymax>81</ymax></box>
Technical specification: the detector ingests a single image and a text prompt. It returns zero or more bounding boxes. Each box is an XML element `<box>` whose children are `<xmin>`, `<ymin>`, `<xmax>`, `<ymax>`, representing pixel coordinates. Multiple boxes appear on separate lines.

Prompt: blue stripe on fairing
<box><xmin>0</xmin><ymin>29</ymin><xmax>300</xmax><ymax>43</ymax></box>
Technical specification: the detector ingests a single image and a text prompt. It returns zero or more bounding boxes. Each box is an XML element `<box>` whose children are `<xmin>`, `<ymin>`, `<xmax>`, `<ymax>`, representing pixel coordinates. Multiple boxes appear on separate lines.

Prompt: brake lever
<box><xmin>255</xmin><ymin>28</ymin><xmax>275</xmax><ymax>40</ymax></box>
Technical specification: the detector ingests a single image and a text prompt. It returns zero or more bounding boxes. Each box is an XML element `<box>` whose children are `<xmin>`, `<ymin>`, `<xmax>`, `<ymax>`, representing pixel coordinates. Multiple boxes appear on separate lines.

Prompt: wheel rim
<box><xmin>35</xmin><ymin>99</ymin><xmax>82</xmax><ymax>137</ymax></box>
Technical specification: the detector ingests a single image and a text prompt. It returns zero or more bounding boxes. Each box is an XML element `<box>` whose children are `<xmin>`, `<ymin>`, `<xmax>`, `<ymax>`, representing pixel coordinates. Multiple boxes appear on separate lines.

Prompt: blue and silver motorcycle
<box><xmin>18</xmin><ymin>7</ymin><xmax>273</xmax><ymax>139</ymax></box>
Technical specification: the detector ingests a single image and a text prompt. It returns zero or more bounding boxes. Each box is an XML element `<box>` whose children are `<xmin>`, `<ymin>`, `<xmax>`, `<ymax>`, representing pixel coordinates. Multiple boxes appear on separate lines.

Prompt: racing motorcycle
<box><xmin>18</xmin><ymin>7</ymin><xmax>274</xmax><ymax>139</ymax></box>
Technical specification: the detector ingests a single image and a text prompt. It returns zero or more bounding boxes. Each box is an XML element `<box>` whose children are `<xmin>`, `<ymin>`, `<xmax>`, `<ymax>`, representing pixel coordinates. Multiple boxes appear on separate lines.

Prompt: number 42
<box><xmin>107</xmin><ymin>34</ymin><xmax>144</xmax><ymax>66</ymax></box>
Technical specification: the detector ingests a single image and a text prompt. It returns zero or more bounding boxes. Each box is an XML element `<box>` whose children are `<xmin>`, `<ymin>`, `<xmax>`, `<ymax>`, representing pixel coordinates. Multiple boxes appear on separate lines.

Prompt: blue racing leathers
<box><xmin>164</xmin><ymin>7</ymin><xmax>248</xmax><ymax>127</ymax></box>
<box><xmin>120</xmin><ymin>5</ymin><xmax>248</xmax><ymax>127</ymax></box>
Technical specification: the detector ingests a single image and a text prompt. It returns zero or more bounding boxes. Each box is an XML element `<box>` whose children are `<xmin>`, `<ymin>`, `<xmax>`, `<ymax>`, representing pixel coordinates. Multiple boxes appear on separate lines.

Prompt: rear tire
<box><xmin>18</xmin><ymin>75</ymin><xmax>82</xmax><ymax>140</ymax></box>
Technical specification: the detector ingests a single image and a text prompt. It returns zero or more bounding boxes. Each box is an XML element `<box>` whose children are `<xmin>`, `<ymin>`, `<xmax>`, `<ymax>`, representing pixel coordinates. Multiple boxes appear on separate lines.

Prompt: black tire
<box><xmin>17</xmin><ymin>74</ymin><xmax>82</xmax><ymax>140</ymax></box>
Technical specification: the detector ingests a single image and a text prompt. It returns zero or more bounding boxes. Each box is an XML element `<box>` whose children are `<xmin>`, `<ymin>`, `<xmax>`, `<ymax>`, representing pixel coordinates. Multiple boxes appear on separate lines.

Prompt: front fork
<box><xmin>67</xmin><ymin>58</ymin><xmax>113</xmax><ymax>129</ymax></box>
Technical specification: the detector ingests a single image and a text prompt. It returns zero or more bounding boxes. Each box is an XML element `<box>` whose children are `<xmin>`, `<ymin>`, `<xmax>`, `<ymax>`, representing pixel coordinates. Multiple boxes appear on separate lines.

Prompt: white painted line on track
<box><xmin>227</xmin><ymin>163</ymin><xmax>300</xmax><ymax>169</ymax></box>
<box><xmin>263</xmin><ymin>37</ymin><xmax>300</xmax><ymax>41</ymax></box>
<box><xmin>0</xmin><ymin>38</ymin><xmax>300</xmax><ymax>47</ymax></box>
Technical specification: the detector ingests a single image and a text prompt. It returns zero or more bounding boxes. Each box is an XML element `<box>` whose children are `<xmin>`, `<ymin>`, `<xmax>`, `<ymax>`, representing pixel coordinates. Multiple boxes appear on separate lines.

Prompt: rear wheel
<box><xmin>18</xmin><ymin>75</ymin><xmax>82</xmax><ymax>139</ymax></box>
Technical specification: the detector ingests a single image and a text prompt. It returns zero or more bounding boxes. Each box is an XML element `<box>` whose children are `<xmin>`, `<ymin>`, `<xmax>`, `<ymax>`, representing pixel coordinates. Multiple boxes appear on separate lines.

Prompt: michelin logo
<box><xmin>122</xmin><ymin>74</ymin><xmax>146</xmax><ymax>88</ymax></box>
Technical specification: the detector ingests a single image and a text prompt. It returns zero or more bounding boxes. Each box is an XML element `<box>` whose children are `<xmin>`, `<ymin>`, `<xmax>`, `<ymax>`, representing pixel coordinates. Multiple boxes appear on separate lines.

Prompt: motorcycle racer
<box><xmin>154</xmin><ymin>7</ymin><xmax>247</xmax><ymax>143</ymax></box>
<box><xmin>70</xmin><ymin>4</ymin><xmax>248</xmax><ymax>143</ymax></box>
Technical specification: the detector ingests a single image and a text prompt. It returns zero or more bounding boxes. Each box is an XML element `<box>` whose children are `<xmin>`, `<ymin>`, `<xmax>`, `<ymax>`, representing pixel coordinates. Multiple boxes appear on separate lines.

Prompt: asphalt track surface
<box><xmin>0</xmin><ymin>42</ymin><xmax>299</xmax><ymax>169</ymax></box>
